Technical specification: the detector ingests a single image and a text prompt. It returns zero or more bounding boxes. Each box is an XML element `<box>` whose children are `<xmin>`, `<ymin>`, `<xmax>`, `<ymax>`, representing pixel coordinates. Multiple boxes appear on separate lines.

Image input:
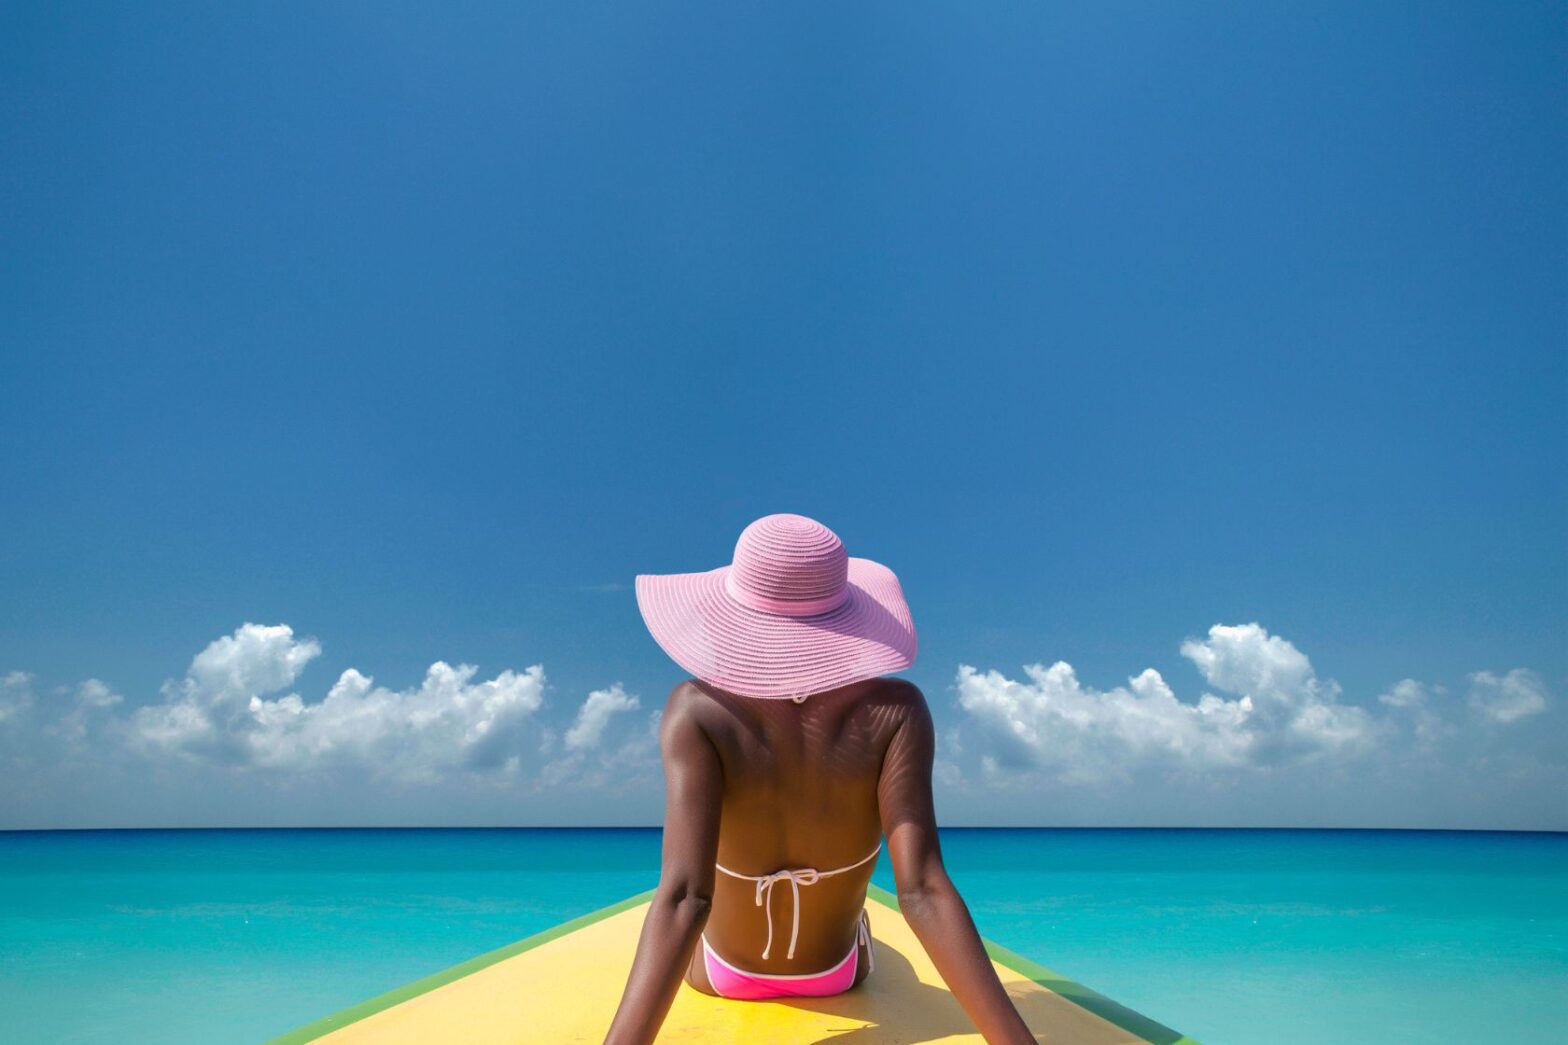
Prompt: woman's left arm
<box><xmin>603</xmin><ymin>684</ymin><xmax>722</xmax><ymax>1045</ymax></box>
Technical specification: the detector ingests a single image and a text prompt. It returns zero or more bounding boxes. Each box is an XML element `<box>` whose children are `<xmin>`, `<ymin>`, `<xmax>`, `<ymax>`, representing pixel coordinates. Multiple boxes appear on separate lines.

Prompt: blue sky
<box><xmin>1</xmin><ymin>3</ymin><xmax>1563</xmax><ymax>830</ymax></box>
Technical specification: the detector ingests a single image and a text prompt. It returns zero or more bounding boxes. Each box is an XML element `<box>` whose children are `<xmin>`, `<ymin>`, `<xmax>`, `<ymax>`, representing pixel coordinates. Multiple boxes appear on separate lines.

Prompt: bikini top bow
<box><xmin>714</xmin><ymin>842</ymin><xmax>881</xmax><ymax>961</ymax></box>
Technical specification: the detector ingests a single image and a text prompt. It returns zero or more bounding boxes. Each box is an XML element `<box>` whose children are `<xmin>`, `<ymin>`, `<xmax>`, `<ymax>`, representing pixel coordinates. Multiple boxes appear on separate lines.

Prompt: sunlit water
<box><xmin>0</xmin><ymin>827</ymin><xmax>1563</xmax><ymax>1043</ymax></box>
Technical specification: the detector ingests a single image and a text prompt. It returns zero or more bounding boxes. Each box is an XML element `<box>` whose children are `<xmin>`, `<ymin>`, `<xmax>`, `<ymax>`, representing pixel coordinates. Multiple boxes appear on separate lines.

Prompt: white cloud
<box><xmin>1376</xmin><ymin>678</ymin><xmax>1456</xmax><ymax>750</ymax></box>
<box><xmin>183</xmin><ymin>622</ymin><xmax>322</xmax><ymax>710</ymax></box>
<box><xmin>0</xmin><ymin>670</ymin><xmax>34</xmax><ymax>724</ymax></box>
<box><xmin>1178</xmin><ymin>623</ymin><xmax>1376</xmax><ymax>761</ymax></box>
<box><xmin>1466</xmin><ymin>669</ymin><xmax>1549</xmax><ymax>723</ymax></box>
<box><xmin>70</xmin><ymin>678</ymin><xmax>124</xmax><ymax>708</ymax></box>
<box><xmin>49</xmin><ymin>678</ymin><xmax>126</xmax><ymax>748</ymax></box>
<box><xmin>128</xmin><ymin>622</ymin><xmax>549</xmax><ymax>784</ymax></box>
<box><xmin>35</xmin><ymin>622</ymin><xmax>659</xmax><ymax>797</ymax></box>
<box><xmin>538</xmin><ymin>698</ymin><xmax>660</xmax><ymax>795</ymax></box>
<box><xmin>1378</xmin><ymin>678</ymin><xmax>1430</xmax><ymax>709</ymax></box>
<box><xmin>564</xmin><ymin>683</ymin><xmax>640</xmax><ymax>752</ymax></box>
<box><xmin>956</xmin><ymin>661</ymin><xmax>1259</xmax><ymax>786</ymax></box>
<box><xmin>244</xmin><ymin>661</ymin><xmax>548</xmax><ymax>783</ymax></box>
<box><xmin>955</xmin><ymin>622</ymin><xmax>1398</xmax><ymax>788</ymax></box>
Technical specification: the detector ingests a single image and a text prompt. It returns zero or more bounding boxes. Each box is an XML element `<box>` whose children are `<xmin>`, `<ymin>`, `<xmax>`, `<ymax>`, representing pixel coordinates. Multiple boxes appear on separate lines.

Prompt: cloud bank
<box><xmin>0</xmin><ymin>623</ymin><xmax>662</xmax><ymax>827</ymax></box>
<box><xmin>1</xmin><ymin>619</ymin><xmax>1559</xmax><ymax>829</ymax></box>
<box><xmin>940</xmin><ymin>622</ymin><xmax>1560</xmax><ymax>829</ymax></box>
<box><xmin>129</xmin><ymin>624</ymin><xmax>552</xmax><ymax>784</ymax></box>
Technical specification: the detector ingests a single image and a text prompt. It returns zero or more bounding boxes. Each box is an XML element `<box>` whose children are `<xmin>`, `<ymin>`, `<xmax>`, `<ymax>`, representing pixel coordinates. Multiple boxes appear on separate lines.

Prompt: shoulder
<box><xmin>659</xmin><ymin>679</ymin><xmax>707</xmax><ymax>726</ymax></box>
<box><xmin>665</xmin><ymin>678</ymin><xmax>708</xmax><ymax>709</ymax></box>
<box><xmin>866</xmin><ymin>677</ymin><xmax>935</xmax><ymax>755</ymax></box>
<box><xmin>864</xmin><ymin>676</ymin><xmax>931</xmax><ymax>720</ymax></box>
<box><xmin>658</xmin><ymin>680</ymin><xmax>720</xmax><ymax>742</ymax></box>
<box><xmin>851</xmin><ymin>678</ymin><xmax>933</xmax><ymax>757</ymax></box>
<box><xmin>874</xmin><ymin>675</ymin><xmax>926</xmax><ymax>703</ymax></box>
<box><xmin>658</xmin><ymin>681</ymin><xmax>723</xmax><ymax>765</ymax></box>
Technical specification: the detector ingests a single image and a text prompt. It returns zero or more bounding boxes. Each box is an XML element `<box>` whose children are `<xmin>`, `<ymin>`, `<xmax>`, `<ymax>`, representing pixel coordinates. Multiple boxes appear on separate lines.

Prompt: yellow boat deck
<box><xmin>270</xmin><ymin>884</ymin><xmax>1200</xmax><ymax>1044</ymax></box>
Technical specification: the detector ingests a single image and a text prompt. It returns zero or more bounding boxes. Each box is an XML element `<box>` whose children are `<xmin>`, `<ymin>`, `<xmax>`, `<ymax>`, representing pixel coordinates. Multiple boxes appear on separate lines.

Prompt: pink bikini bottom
<box><xmin>701</xmin><ymin>908</ymin><xmax>875</xmax><ymax>1000</ymax></box>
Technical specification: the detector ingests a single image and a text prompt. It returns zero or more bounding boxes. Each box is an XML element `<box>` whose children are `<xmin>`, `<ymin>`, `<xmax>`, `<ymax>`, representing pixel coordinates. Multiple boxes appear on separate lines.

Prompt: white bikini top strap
<box><xmin>819</xmin><ymin>841</ymin><xmax>882</xmax><ymax>877</ymax></box>
<box><xmin>712</xmin><ymin>841</ymin><xmax>882</xmax><ymax>961</ymax></box>
<box><xmin>713</xmin><ymin>840</ymin><xmax>881</xmax><ymax>881</ymax></box>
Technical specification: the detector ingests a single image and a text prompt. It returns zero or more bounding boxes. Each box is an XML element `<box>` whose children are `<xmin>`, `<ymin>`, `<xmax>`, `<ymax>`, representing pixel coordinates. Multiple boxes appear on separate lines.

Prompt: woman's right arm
<box><xmin>876</xmin><ymin>682</ymin><xmax>1036</xmax><ymax>1045</ymax></box>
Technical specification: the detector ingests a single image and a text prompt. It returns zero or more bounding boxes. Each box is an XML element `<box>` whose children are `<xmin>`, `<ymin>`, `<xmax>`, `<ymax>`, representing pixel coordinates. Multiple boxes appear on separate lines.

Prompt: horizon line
<box><xmin>2</xmin><ymin>824</ymin><xmax>1563</xmax><ymax>835</ymax></box>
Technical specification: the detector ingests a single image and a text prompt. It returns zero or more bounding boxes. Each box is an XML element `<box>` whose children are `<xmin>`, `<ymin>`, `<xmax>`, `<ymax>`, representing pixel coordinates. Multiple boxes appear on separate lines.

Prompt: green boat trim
<box><xmin>268</xmin><ymin>882</ymin><xmax>1201</xmax><ymax>1044</ymax></box>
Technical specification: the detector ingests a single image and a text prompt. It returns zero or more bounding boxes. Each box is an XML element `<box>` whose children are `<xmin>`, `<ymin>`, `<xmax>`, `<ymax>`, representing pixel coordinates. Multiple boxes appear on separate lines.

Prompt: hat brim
<box><xmin>635</xmin><ymin>557</ymin><xmax>917</xmax><ymax>699</ymax></box>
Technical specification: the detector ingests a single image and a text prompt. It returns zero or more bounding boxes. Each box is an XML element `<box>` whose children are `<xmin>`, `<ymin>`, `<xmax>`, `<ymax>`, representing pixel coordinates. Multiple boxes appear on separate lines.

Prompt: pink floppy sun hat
<box><xmin>635</xmin><ymin>513</ymin><xmax>918</xmax><ymax>700</ymax></box>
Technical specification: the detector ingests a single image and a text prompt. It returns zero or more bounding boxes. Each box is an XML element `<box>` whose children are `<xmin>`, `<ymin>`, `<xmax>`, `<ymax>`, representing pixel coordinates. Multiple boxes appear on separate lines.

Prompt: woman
<box><xmin>604</xmin><ymin>513</ymin><xmax>1035</xmax><ymax>1044</ymax></box>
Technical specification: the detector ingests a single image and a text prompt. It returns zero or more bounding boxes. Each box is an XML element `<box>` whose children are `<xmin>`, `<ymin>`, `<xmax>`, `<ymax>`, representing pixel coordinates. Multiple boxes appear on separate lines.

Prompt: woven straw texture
<box><xmin>635</xmin><ymin>514</ymin><xmax>917</xmax><ymax>699</ymax></box>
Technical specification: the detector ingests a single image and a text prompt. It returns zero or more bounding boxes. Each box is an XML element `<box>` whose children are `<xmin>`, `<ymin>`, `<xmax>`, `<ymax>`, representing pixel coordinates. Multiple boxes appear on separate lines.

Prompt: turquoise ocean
<box><xmin>1</xmin><ymin>828</ymin><xmax>1564</xmax><ymax>1044</ymax></box>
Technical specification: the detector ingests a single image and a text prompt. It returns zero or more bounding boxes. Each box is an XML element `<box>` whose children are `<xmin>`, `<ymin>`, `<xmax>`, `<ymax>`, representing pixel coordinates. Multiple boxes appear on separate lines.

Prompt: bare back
<box><xmin>606</xmin><ymin>670</ymin><xmax>1035</xmax><ymax>1044</ymax></box>
<box><xmin>680</xmin><ymin>675</ymin><xmax>919</xmax><ymax>974</ymax></box>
